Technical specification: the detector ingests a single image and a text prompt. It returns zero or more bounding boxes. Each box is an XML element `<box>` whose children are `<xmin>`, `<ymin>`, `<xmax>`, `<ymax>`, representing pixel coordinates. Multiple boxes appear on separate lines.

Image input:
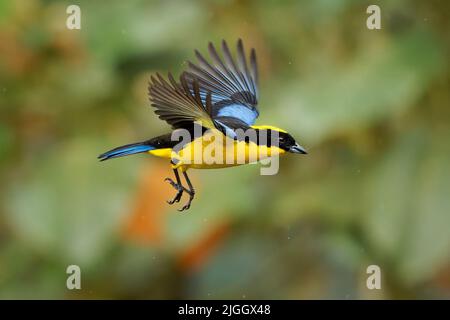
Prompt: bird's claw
<box><xmin>165</xmin><ymin>177</ymin><xmax>184</xmax><ymax>204</ymax></box>
<box><xmin>177</xmin><ymin>190</ymin><xmax>194</xmax><ymax>212</ymax></box>
<box><xmin>167</xmin><ymin>191</ymin><xmax>183</xmax><ymax>204</ymax></box>
<box><xmin>178</xmin><ymin>202</ymin><xmax>191</xmax><ymax>212</ymax></box>
<box><xmin>165</xmin><ymin>177</ymin><xmax>194</xmax><ymax>212</ymax></box>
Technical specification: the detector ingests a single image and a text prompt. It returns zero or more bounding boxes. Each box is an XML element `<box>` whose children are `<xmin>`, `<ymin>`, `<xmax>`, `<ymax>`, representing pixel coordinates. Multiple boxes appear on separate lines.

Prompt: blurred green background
<box><xmin>0</xmin><ymin>0</ymin><xmax>449</xmax><ymax>299</ymax></box>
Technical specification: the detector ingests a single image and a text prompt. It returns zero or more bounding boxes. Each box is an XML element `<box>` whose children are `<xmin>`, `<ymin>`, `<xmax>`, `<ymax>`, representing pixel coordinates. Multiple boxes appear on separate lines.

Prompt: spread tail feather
<box><xmin>98</xmin><ymin>142</ymin><xmax>154</xmax><ymax>161</ymax></box>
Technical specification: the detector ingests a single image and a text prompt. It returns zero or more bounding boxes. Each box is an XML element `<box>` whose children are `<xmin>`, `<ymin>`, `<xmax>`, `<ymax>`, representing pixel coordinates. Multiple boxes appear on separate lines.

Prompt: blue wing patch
<box><xmin>216</xmin><ymin>103</ymin><xmax>259</xmax><ymax>126</ymax></box>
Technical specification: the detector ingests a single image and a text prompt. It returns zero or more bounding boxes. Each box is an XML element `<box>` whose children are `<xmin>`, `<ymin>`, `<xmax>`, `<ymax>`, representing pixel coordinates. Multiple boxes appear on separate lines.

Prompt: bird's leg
<box><xmin>178</xmin><ymin>171</ymin><xmax>195</xmax><ymax>211</ymax></box>
<box><xmin>165</xmin><ymin>168</ymin><xmax>189</xmax><ymax>204</ymax></box>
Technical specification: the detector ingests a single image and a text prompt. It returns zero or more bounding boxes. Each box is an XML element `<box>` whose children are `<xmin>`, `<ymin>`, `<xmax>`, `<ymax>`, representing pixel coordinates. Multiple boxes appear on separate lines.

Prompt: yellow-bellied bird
<box><xmin>99</xmin><ymin>39</ymin><xmax>307</xmax><ymax>211</ymax></box>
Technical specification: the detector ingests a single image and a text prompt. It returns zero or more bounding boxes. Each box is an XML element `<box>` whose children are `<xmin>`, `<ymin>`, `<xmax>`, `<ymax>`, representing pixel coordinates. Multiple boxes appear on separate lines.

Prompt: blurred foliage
<box><xmin>0</xmin><ymin>0</ymin><xmax>449</xmax><ymax>299</ymax></box>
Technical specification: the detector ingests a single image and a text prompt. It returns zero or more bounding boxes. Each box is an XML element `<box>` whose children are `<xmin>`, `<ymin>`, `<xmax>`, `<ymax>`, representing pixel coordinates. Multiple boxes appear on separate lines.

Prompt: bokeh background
<box><xmin>0</xmin><ymin>0</ymin><xmax>449</xmax><ymax>299</ymax></box>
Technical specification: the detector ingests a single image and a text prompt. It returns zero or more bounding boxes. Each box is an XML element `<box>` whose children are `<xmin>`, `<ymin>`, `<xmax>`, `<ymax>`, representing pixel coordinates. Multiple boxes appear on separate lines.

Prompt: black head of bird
<box><xmin>278</xmin><ymin>131</ymin><xmax>307</xmax><ymax>154</ymax></box>
<box><xmin>98</xmin><ymin>39</ymin><xmax>307</xmax><ymax>211</ymax></box>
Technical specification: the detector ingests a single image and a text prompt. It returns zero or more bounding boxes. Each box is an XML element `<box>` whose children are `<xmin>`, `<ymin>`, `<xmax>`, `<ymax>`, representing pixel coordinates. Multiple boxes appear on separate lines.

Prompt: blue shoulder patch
<box><xmin>217</xmin><ymin>104</ymin><xmax>258</xmax><ymax>125</ymax></box>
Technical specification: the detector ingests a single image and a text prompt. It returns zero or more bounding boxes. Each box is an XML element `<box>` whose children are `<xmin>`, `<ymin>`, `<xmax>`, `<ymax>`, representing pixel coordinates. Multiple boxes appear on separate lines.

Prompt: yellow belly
<box><xmin>148</xmin><ymin>130</ymin><xmax>285</xmax><ymax>170</ymax></box>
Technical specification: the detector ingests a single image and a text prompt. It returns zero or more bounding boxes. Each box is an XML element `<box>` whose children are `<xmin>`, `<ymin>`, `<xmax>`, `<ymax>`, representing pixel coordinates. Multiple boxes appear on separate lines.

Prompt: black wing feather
<box><xmin>184</xmin><ymin>39</ymin><xmax>259</xmax><ymax>126</ymax></box>
<box><xmin>148</xmin><ymin>73</ymin><xmax>217</xmax><ymax>129</ymax></box>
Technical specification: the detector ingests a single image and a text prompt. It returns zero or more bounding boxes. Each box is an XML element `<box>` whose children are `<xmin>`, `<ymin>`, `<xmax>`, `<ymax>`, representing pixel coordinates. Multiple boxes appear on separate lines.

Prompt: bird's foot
<box><xmin>178</xmin><ymin>190</ymin><xmax>195</xmax><ymax>212</ymax></box>
<box><xmin>165</xmin><ymin>178</ymin><xmax>195</xmax><ymax>211</ymax></box>
<box><xmin>165</xmin><ymin>178</ymin><xmax>184</xmax><ymax>204</ymax></box>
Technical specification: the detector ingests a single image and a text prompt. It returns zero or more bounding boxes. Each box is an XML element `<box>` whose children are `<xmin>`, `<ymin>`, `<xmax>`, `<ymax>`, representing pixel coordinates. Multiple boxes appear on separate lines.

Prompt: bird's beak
<box><xmin>289</xmin><ymin>143</ymin><xmax>307</xmax><ymax>154</ymax></box>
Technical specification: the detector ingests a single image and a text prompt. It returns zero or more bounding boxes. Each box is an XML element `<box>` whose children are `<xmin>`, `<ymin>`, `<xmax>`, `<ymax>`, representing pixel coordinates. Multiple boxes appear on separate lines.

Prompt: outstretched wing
<box><xmin>184</xmin><ymin>39</ymin><xmax>259</xmax><ymax>127</ymax></box>
<box><xmin>148</xmin><ymin>73</ymin><xmax>217</xmax><ymax>130</ymax></box>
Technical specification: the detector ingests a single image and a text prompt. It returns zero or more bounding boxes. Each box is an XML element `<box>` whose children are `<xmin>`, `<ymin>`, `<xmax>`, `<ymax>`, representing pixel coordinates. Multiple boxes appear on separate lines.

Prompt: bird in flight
<box><xmin>98</xmin><ymin>39</ymin><xmax>307</xmax><ymax>211</ymax></box>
